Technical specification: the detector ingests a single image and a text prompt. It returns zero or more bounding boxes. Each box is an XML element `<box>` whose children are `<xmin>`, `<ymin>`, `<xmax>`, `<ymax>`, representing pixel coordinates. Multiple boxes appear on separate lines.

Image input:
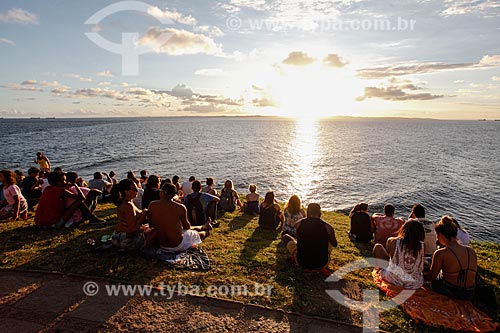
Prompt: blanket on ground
<box><xmin>372</xmin><ymin>269</ymin><xmax>498</xmax><ymax>332</ymax></box>
<box><xmin>156</xmin><ymin>247</ymin><xmax>211</xmax><ymax>271</ymax></box>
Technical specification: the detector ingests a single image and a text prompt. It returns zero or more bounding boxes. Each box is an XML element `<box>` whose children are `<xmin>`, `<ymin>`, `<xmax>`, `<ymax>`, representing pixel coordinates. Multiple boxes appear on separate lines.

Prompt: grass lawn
<box><xmin>1</xmin><ymin>202</ymin><xmax>499</xmax><ymax>332</ymax></box>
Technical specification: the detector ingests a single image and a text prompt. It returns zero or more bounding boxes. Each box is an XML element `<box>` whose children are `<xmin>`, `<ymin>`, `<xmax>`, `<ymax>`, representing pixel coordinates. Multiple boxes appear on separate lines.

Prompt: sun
<box><xmin>267</xmin><ymin>65</ymin><xmax>363</xmax><ymax>119</ymax></box>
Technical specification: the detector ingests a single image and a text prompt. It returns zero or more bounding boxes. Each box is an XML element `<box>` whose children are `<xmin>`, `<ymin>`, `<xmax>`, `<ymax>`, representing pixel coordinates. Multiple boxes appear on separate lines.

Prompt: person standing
<box><xmin>34</xmin><ymin>152</ymin><xmax>51</xmax><ymax>172</ymax></box>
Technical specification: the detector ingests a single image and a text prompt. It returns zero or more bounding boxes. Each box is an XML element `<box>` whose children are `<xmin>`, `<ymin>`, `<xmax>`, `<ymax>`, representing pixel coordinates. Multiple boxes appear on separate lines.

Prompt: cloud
<box><xmin>3</xmin><ymin>83</ymin><xmax>43</xmax><ymax>92</ymax></box>
<box><xmin>64</xmin><ymin>73</ymin><xmax>93</xmax><ymax>82</ymax></box>
<box><xmin>182</xmin><ymin>104</ymin><xmax>230</xmax><ymax>113</ymax></box>
<box><xmin>39</xmin><ymin>80</ymin><xmax>60</xmax><ymax>87</ymax></box>
<box><xmin>358</xmin><ymin>55</ymin><xmax>500</xmax><ymax>79</ymax></box>
<box><xmin>442</xmin><ymin>0</ymin><xmax>500</xmax><ymax>17</ymax></box>
<box><xmin>479</xmin><ymin>55</ymin><xmax>500</xmax><ymax>66</ymax></box>
<box><xmin>21</xmin><ymin>80</ymin><xmax>37</xmax><ymax>85</ymax></box>
<box><xmin>357</xmin><ymin>86</ymin><xmax>444</xmax><ymax>101</ymax></box>
<box><xmin>51</xmin><ymin>85</ymin><xmax>70</xmax><ymax>94</ymax></box>
<box><xmin>492</xmin><ymin>76</ymin><xmax>500</xmax><ymax>81</ymax></box>
<box><xmin>139</xmin><ymin>28</ymin><xmax>221</xmax><ymax>56</ymax></box>
<box><xmin>357</xmin><ymin>78</ymin><xmax>444</xmax><ymax>101</ymax></box>
<box><xmin>252</xmin><ymin>97</ymin><xmax>276</xmax><ymax>107</ymax></box>
<box><xmin>98</xmin><ymin>81</ymin><xmax>112</xmax><ymax>86</ymax></box>
<box><xmin>147</xmin><ymin>6</ymin><xmax>197</xmax><ymax>25</ymax></box>
<box><xmin>0</xmin><ymin>38</ymin><xmax>15</xmax><ymax>46</ymax></box>
<box><xmin>193</xmin><ymin>25</ymin><xmax>224</xmax><ymax>37</ymax></box>
<box><xmin>169</xmin><ymin>83</ymin><xmax>194</xmax><ymax>97</ymax></box>
<box><xmin>0</xmin><ymin>8</ymin><xmax>39</xmax><ymax>25</ymax></box>
<box><xmin>323</xmin><ymin>53</ymin><xmax>348</xmax><ymax>68</ymax></box>
<box><xmin>454</xmin><ymin>80</ymin><xmax>465</xmax><ymax>83</ymax></box>
<box><xmin>96</xmin><ymin>70</ymin><xmax>114</xmax><ymax>78</ymax></box>
<box><xmin>282</xmin><ymin>51</ymin><xmax>315</xmax><ymax>66</ymax></box>
<box><xmin>194</xmin><ymin>68</ymin><xmax>226</xmax><ymax>76</ymax></box>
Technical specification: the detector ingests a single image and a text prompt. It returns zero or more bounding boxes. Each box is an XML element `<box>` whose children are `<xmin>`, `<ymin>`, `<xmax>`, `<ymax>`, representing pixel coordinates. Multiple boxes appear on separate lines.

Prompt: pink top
<box><xmin>372</xmin><ymin>214</ymin><xmax>404</xmax><ymax>247</ymax></box>
<box><xmin>65</xmin><ymin>186</ymin><xmax>91</xmax><ymax>223</ymax></box>
<box><xmin>2</xmin><ymin>185</ymin><xmax>26</xmax><ymax>206</ymax></box>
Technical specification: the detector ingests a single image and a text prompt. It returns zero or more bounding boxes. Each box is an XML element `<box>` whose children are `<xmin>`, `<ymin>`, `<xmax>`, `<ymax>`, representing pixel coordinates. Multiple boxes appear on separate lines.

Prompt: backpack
<box><xmin>186</xmin><ymin>193</ymin><xmax>205</xmax><ymax>226</ymax></box>
<box><xmin>219</xmin><ymin>189</ymin><xmax>236</xmax><ymax>212</ymax></box>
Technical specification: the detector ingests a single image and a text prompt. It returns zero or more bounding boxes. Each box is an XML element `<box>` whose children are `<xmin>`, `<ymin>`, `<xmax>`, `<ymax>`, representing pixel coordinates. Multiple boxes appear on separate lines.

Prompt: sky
<box><xmin>1</xmin><ymin>0</ymin><xmax>500</xmax><ymax>119</ymax></box>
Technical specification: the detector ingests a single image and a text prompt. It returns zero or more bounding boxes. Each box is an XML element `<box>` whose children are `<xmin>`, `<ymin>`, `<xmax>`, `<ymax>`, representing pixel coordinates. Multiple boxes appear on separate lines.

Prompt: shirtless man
<box><xmin>148</xmin><ymin>183</ymin><xmax>212</xmax><ymax>252</ymax></box>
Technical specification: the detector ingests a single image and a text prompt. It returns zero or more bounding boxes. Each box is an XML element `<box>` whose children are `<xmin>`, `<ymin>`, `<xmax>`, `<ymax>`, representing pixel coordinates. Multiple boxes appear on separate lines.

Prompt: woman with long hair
<box><xmin>0</xmin><ymin>169</ymin><xmax>28</xmax><ymax>221</ymax></box>
<box><xmin>425</xmin><ymin>216</ymin><xmax>477</xmax><ymax>300</ymax></box>
<box><xmin>258</xmin><ymin>191</ymin><xmax>284</xmax><ymax>230</ymax></box>
<box><xmin>141</xmin><ymin>174</ymin><xmax>161</xmax><ymax>209</ymax></box>
<box><xmin>373</xmin><ymin>219</ymin><xmax>425</xmax><ymax>289</ymax></box>
<box><xmin>110</xmin><ymin>179</ymin><xmax>151</xmax><ymax>251</ymax></box>
<box><xmin>218</xmin><ymin>179</ymin><xmax>243</xmax><ymax>212</ymax></box>
<box><xmin>282</xmin><ymin>194</ymin><xmax>306</xmax><ymax>237</ymax></box>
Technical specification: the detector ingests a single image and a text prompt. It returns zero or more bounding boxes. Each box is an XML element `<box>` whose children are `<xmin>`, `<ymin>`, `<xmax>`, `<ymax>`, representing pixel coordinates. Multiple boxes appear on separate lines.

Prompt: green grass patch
<box><xmin>1</xmin><ymin>202</ymin><xmax>498</xmax><ymax>332</ymax></box>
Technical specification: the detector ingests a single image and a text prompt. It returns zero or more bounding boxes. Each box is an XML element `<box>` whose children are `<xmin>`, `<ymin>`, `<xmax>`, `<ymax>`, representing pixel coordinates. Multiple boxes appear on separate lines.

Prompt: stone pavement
<box><xmin>0</xmin><ymin>270</ymin><xmax>362</xmax><ymax>333</ymax></box>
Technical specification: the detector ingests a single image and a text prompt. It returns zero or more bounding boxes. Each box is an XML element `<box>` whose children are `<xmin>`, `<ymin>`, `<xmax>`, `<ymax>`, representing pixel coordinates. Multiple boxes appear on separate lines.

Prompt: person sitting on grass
<box><xmin>149</xmin><ymin>183</ymin><xmax>212</xmax><ymax>253</ymax></box>
<box><xmin>141</xmin><ymin>174</ymin><xmax>161</xmax><ymax>209</ymax></box>
<box><xmin>203</xmin><ymin>177</ymin><xmax>218</xmax><ymax>196</ymax></box>
<box><xmin>451</xmin><ymin>217</ymin><xmax>470</xmax><ymax>246</ymax></box>
<box><xmin>110</xmin><ymin>179</ymin><xmax>153</xmax><ymax>251</ymax></box>
<box><xmin>283</xmin><ymin>203</ymin><xmax>337</xmax><ymax>270</ymax></box>
<box><xmin>282</xmin><ymin>194</ymin><xmax>306</xmax><ymax>238</ymax></box>
<box><xmin>64</xmin><ymin>172</ymin><xmax>103</xmax><ymax>228</ymax></box>
<box><xmin>372</xmin><ymin>204</ymin><xmax>404</xmax><ymax>250</ymax></box>
<box><xmin>203</xmin><ymin>177</ymin><xmax>219</xmax><ymax>223</ymax></box>
<box><xmin>34</xmin><ymin>171</ymin><xmax>105</xmax><ymax>229</ymax></box>
<box><xmin>373</xmin><ymin>219</ymin><xmax>425</xmax><ymax>289</ymax></box>
<box><xmin>0</xmin><ymin>169</ymin><xmax>28</xmax><ymax>221</ymax></box>
<box><xmin>183</xmin><ymin>180</ymin><xmax>220</xmax><ymax>226</ymax></box>
<box><xmin>244</xmin><ymin>184</ymin><xmax>260</xmax><ymax>215</ymax></box>
<box><xmin>258</xmin><ymin>191</ymin><xmax>284</xmax><ymax>230</ymax></box>
<box><xmin>408</xmin><ymin>203</ymin><xmax>436</xmax><ymax>257</ymax></box>
<box><xmin>425</xmin><ymin>216</ymin><xmax>477</xmax><ymax>300</ymax></box>
<box><xmin>88</xmin><ymin>172</ymin><xmax>113</xmax><ymax>200</ymax></box>
<box><xmin>21</xmin><ymin>167</ymin><xmax>43</xmax><ymax>212</ymax></box>
<box><xmin>349</xmin><ymin>202</ymin><xmax>373</xmax><ymax>243</ymax></box>
<box><xmin>218</xmin><ymin>179</ymin><xmax>243</xmax><ymax>213</ymax></box>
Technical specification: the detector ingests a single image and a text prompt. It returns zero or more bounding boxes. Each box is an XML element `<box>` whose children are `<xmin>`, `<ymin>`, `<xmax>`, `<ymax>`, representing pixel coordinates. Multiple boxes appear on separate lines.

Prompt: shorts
<box><xmin>157</xmin><ymin>229</ymin><xmax>202</xmax><ymax>253</ymax></box>
<box><xmin>432</xmin><ymin>278</ymin><xmax>475</xmax><ymax>300</ymax></box>
<box><xmin>1</xmin><ymin>200</ymin><xmax>28</xmax><ymax>215</ymax></box>
<box><xmin>111</xmin><ymin>231</ymin><xmax>145</xmax><ymax>251</ymax></box>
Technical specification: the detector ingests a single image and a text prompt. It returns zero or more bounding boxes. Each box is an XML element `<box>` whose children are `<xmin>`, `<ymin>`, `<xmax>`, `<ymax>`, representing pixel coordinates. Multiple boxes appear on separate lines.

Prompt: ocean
<box><xmin>1</xmin><ymin>117</ymin><xmax>499</xmax><ymax>243</ymax></box>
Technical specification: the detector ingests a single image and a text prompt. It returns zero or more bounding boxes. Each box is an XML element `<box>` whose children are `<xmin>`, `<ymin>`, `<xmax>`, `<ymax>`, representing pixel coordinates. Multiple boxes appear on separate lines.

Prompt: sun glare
<box><xmin>269</xmin><ymin>65</ymin><xmax>362</xmax><ymax>119</ymax></box>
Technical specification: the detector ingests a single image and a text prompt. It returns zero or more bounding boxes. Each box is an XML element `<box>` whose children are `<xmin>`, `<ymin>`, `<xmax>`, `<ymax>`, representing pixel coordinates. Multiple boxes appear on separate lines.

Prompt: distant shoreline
<box><xmin>1</xmin><ymin>115</ymin><xmax>497</xmax><ymax>121</ymax></box>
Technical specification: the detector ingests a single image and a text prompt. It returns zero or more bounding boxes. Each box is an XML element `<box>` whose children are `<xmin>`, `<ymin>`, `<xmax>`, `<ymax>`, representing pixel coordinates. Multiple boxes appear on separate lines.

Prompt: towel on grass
<box><xmin>372</xmin><ymin>269</ymin><xmax>498</xmax><ymax>332</ymax></box>
<box><xmin>156</xmin><ymin>246</ymin><xmax>211</xmax><ymax>271</ymax></box>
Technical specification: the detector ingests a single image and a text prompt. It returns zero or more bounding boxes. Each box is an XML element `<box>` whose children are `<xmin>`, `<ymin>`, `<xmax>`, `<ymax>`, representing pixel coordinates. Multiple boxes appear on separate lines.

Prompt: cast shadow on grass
<box><xmin>227</xmin><ymin>213</ymin><xmax>257</xmax><ymax>231</ymax></box>
<box><xmin>238</xmin><ymin>226</ymin><xmax>279</xmax><ymax>265</ymax></box>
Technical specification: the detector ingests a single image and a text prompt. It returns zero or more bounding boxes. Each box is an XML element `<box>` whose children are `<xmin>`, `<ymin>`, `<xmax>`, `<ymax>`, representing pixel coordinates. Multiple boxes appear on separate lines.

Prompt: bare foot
<box><xmin>201</xmin><ymin>221</ymin><xmax>213</xmax><ymax>231</ymax></box>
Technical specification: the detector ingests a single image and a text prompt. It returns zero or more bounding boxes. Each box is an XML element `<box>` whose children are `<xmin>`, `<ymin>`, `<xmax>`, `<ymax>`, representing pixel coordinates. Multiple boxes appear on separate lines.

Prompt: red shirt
<box><xmin>34</xmin><ymin>186</ymin><xmax>65</xmax><ymax>226</ymax></box>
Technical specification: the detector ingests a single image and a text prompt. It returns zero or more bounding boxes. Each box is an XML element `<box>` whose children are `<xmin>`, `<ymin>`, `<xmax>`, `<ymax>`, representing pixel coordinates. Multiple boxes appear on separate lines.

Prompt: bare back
<box><xmin>149</xmin><ymin>199</ymin><xmax>188</xmax><ymax>248</ymax></box>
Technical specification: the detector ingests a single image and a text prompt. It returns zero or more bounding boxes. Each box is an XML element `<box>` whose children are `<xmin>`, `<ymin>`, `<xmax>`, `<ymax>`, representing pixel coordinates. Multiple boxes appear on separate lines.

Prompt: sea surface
<box><xmin>1</xmin><ymin>117</ymin><xmax>499</xmax><ymax>243</ymax></box>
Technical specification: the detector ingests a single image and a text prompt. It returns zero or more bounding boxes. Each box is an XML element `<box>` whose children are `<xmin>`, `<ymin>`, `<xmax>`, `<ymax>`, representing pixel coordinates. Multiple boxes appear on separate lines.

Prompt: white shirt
<box><xmin>180</xmin><ymin>181</ymin><xmax>193</xmax><ymax>196</ymax></box>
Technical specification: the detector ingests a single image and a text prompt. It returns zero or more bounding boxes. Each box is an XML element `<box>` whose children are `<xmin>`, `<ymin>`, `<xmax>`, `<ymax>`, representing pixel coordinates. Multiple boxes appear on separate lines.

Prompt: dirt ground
<box><xmin>0</xmin><ymin>270</ymin><xmax>362</xmax><ymax>333</ymax></box>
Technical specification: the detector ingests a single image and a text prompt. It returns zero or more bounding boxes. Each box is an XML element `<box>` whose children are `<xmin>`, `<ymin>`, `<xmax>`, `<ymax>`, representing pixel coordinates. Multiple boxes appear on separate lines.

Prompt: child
<box><xmin>245</xmin><ymin>184</ymin><xmax>260</xmax><ymax>214</ymax></box>
<box><xmin>0</xmin><ymin>169</ymin><xmax>28</xmax><ymax>221</ymax></box>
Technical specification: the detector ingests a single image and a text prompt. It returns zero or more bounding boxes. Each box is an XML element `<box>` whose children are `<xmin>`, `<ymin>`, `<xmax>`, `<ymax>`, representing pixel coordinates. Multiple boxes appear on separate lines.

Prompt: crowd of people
<box><xmin>0</xmin><ymin>151</ymin><xmax>479</xmax><ymax>302</ymax></box>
